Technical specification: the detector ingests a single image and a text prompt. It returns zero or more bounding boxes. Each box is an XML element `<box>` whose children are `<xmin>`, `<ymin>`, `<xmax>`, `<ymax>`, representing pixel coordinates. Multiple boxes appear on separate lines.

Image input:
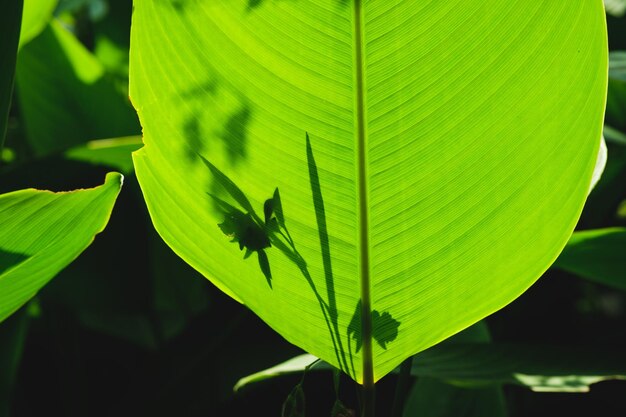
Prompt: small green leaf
<box><xmin>554</xmin><ymin>228</ymin><xmax>626</xmax><ymax>291</ymax></box>
<box><xmin>64</xmin><ymin>136</ymin><xmax>143</xmax><ymax>174</ymax></box>
<box><xmin>282</xmin><ymin>383</ymin><xmax>305</xmax><ymax>417</ymax></box>
<box><xmin>0</xmin><ymin>172</ymin><xmax>123</xmax><ymax>322</ymax></box>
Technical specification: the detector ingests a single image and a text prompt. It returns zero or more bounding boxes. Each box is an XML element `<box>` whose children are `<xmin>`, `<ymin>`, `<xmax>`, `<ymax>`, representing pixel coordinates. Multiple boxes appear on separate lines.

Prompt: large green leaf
<box><xmin>0</xmin><ymin>172</ymin><xmax>122</xmax><ymax>322</ymax></box>
<box><xmin>129</xmin><ymin>1</ymin><xmax>607</xmax><ymax>383</ymax></box>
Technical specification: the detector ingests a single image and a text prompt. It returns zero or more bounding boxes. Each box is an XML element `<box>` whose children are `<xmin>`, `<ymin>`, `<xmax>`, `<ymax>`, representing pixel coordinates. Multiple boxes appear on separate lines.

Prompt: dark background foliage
<box><xmin>1</xmin><ymin>1</ymin><xmax>625</xmax><ymax>416</ymax></box>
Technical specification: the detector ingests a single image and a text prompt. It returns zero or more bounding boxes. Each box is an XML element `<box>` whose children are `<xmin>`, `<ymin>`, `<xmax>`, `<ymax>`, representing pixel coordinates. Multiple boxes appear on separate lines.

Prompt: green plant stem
<box><xmin>390</xmin><ymin>356</ymin><xmax>414</xmax><ymax>417</ymax></box>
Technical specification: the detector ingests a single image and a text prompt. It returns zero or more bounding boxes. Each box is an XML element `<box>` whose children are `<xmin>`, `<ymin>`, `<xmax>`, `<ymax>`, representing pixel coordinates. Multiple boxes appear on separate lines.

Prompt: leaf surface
<box><xmin>0</xmin><ymin>173</ymin><xmax>123</xmax><ymax>322</ymax></box>
<box><xmin>130</xmin><ymin>0</ymin><xmax>607</xmax><ymax>382</ymax></box>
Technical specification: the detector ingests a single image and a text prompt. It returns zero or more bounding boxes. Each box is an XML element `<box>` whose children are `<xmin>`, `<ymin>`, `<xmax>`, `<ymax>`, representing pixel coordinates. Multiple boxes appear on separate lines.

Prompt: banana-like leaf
<box><xmin>129</xmin><ymin>1</ymin><xmax>607</xmax><ymax>382</ymax></box>
<box><xmin>0</xmin><ymin>173</ymin><xmax>123</xmax><ymax>322</ymax></box>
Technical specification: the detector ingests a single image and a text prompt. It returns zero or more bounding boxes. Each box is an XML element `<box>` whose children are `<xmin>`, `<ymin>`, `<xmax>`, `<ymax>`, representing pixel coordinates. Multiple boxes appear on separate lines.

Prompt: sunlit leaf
<box><xmin>18</xmin><ymin>0</ymin><xmax>57</xmax><ymax>48</ymax></box>
<box><xmin>130</xmin><ymin>0</ymin><xmax>607</xmax><ymax>382</ymax></box>
<box><xmin>0</xmin><ymin>172</ymin><xmax>123</xmax><ymax>322</ymax></box>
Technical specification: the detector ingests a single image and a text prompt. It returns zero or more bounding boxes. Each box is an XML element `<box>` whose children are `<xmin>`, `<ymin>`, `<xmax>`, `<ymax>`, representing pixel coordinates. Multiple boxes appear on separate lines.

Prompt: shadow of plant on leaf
<box><xmin>347</xmin><ymin>300</ymin><xmax>400</xmax><ymax>353</ymax></box>
<box><xmin>198</xmin><ymin>132</ymin><xmax>400</xmax><ymax>381</ymax></box>
<box><xmin>0</xmin><ymin>249</ymin><xmax>29</xmax><ymax>275</ymax></box>
<box><xmin>200</xmin><ymin>155</ymin><xmax>274</xmax><ymax>287</ymax></box>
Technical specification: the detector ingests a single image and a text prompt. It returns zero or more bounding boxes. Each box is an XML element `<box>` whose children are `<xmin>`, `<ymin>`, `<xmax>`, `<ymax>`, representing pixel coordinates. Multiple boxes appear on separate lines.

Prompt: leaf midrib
<box><xmin>354</xmin><ymin>0</ymin><xmax>373</xmax><ymax>387</ymax></box>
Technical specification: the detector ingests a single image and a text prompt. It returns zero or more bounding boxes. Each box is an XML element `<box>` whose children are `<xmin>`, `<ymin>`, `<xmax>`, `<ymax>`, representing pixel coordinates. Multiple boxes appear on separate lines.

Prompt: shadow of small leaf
<box><xmin>347</xmin><ymin>300</ymin><xmax>400</xmax><ymax>353</ymax></box>
<box><xmin>201</xmin><ymin>155</ymin><xmax>274</xmax><ymax>286</ymax></box>
<box><xmin>155</xmin><ymin>0</ymin><xmax>188</xmax><ymax>12</ymax></box>
<box><xmin>220</xmin><ymin>104</ymin><xmax>251</xmax><ymax>165</ymax></box>
<box><xmin>0</xmin><ymin>249</ymin><xmax>29</xmax><ymax>275</ymax></box>
<box><xmin>200</xmin><ymin>155</ymin><xmax>256</xmax><ymax>215</ymax></box>
<box><xmin>211</xmin><ymin>196</ymin><xmax>273</xmax><ymax>287</ymax></box>
<box><xmin>347</xmin><ymin>301</ymin><xmax>364</xmax><ymax>353</ymax></box>
<box><xmin>217</xmin><ymin>208</ymin><xmax>270</xmax><ymax>252</ymax></box>
<box><xmin>372</xmin><ymin>310</ymin><xmax>399</xmax><ymax>349</ymax></box>
<box><xmin>183</xmin><ymin>117</ymin><xmax>202</xmax><ymax>162</ymax></box>
<box><xmin>257</xmin><ymin>250</ymin><xmax>272</xmax><ymax>288</ymax></box>
<box><xmin>247</xmin><ymin>0</ymin><xmax>263</xmax><ymax>12</ymax></box>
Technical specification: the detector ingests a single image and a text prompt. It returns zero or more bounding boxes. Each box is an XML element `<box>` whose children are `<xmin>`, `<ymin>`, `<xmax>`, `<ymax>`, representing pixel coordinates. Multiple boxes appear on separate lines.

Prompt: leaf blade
<box><xmin>130</xmin><ymin>0</ymin><xmax>608</xmax><ymax>382</ymax></box>
<box><xmin>0</xmin><ymin>173</ymin><xmax>123</xmax><ymax>322</ymax></box>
